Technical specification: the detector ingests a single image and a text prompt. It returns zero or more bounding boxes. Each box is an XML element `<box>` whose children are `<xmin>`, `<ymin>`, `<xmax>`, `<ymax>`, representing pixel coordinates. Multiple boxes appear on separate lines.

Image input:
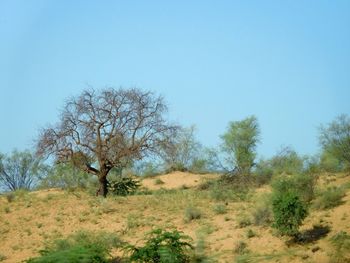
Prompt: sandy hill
<box><xmin>0</xmin><ymin>172</ymin><xmax>349</xmax><ymax>262</ymax></box>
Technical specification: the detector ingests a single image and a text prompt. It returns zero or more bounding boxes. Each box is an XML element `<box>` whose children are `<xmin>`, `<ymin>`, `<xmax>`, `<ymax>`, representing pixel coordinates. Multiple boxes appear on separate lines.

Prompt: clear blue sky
<box><xmin>0</xmin><ymin>0</ymin><xmax>349</xmax><ymax>158</ymax></box>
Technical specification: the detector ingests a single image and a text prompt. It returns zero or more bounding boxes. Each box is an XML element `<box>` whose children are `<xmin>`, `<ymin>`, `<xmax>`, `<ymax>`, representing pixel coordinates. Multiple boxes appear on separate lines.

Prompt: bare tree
<box><xmin>37</xmin><ymin>88</ymin><xmax>176</xmax><ymax>197</ymax></box>
<box><xmin>0</xmin><ymin>150</ymin><xmax>44</xmax><ymax>191</ymax></box>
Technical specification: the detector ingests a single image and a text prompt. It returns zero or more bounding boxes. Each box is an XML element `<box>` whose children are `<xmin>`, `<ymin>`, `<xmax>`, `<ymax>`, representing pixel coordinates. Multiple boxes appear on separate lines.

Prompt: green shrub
<box><xmin>329</xmin><ymin>231</ymin><xmax>350</xmax><ymax>263</ymax></box>
<box><xmin>184</xmin><ymin>207</ymin><xmax>202</xmax><ymax>222</ymax></box>
<box><xmin>254</xmin><ymin>159</ymin><xmax>273</xmax><ymax>185</ymax></box>
<box><xmin>272</xmin><ymin>191</ymin><xmax>308</xmax><ymax>236</ymax></box>
<box><xmin>26</xmin><ymin>231</ymin><xmax>122</xmax><ymax>263</ymax></box>
<box><xmin>0</xmin><ymin>254</ymin><xmax>6</xmax><ymax>262</ymax></box>
<box><xmin>124</xmin><ymin>228</ymin><xmax>193</xmax><ymax>262</ymax></box>
<box><xmin>320</xmin><ymin>151</ymin><xmax>344</xmax><ymax>172</ymax></box>
<box><xmin>271</xmin><ymin>173</ymin><xmax>316</xmax><ymax>203</ymax></box>
<box><xmin>212</xmin><ymin>204</ymin><xmax>227</xmax><ymax>215</ymax></box>
<box><xmin>269</xmin><ymin>147</ymin><xmax>304</xmax><ymax>175</ymax></box>
<box><xmin>313</xmin><ymin>186</ymin><xmax>346</xmax><ymax>210</ymax></box>
<box><xmin>237</xmin><ymin>214</ymin><xmax>252</xmax><ymax>228</ymax></box>
<box><xmin>108</xmin><ymin>177</ymin><xmax>140</xmax><ymax>196</ymax></box>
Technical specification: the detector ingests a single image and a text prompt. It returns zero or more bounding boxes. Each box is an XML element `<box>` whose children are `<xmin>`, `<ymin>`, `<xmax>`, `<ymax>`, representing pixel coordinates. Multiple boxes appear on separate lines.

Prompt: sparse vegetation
<box><xmin>25</xmin><ymin>230</ymin><xmax>122</xmax><ymax>263</ymax></box>
<box><xmin>313</xmin><ymin>186</ymin><xmax>346</xmax><ymax>210</ymax></box>
<box><xmin>329</xmin><ymin>231</ymin><xmax>350</xmax><ymax>263</ymax></box>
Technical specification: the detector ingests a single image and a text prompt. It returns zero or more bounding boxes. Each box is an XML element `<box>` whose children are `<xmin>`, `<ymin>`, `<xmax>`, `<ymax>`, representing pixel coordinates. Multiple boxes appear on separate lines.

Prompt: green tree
<box><xmin>0</xmin><ymin>150</ymin><xmax>46</xmax><ymax>191</ymax></box>
<box><xmin>319</xmin><ymin>114</ymin><xmax>350</xmax><ymax>170</ymax></box>
<box><xmin>221</xmin><ymin>116</ymin><xmax>260</xmax><ymax>175</ymax></box>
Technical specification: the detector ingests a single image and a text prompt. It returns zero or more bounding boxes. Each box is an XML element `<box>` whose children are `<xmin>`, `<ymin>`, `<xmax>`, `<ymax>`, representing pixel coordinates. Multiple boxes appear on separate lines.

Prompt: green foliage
<box><xmin>272</xmin><ymin>191</ymin><xmax>308</xmax><ymax>236</ymax></box>
<box><xmin>39</xmin><ymin>163</ymin><xmax>90</xmax><ymax>190</ymax></box>
<box><xmin>271</xmin><ymin>173</ymin><xmax>317</xmax><ymax>203</ymax></box>
<box><xmin>320</xmin><ymin>151</ymin><xmax>344</xmax><ymax>172</ymax></box>
<box><xmin>269</xmin><ymin>146</ymin><xmax>304</xmax><ymax>175</ymax></box>
<box><xmin>184</xmin><ymin>206</ymin><xmax>202</xmax><ymax>222</ymax></box>
<box><xmin>0</xmin><ymin>150</ymin><xmax>47</xmax><ymax>191</ymax></box>
<box><xmin>319</xmin><ymin>114</ymin><xmax>350</xmax><ymax>169</ymax></box>
<box><xmin>108</xmin><ymin>177</ymin><xmax>140</xmax><ymax>196</ymax></box>
<box><xmin>329</xmin><ymin>231</ymin><xmax>350</xmax><ymax>263</ymax></box>
<box><xmin>26</xmin><ymin>230</ymin><xmax>122</xmax><ymax>263</ymax></box>
<box><xmin>221</xmin><ymin>116</ymin><xmax>260</xmax><ymax>175</ymax></box>
<box><xmin>209</xmin><ymin>181</ymin><xmax>250</xmax><ymax>202</ymax></box>
<box><xmin>212</xmin><ymin>204</ymin><xmax>227</xmax><ymax>214</ymax></box>
<box><xmin>313</xmin><ymin>186</ymin><xmax>346</xmax><ymax>210</ymax></box>
<box><xmin>254</xmin><ymin>159</ymin><xmax>273</xmax><ymax>185</ymax></box>
<box><xmin>124</xmin><ymin>228</ymin><xmax>193</xmax><ymax>262</ymax></box>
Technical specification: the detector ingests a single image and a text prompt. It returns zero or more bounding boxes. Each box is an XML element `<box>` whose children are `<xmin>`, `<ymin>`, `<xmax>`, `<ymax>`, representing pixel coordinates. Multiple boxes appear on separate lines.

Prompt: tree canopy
<box><xmin>37</xmin><ymin>88</ymin><xmax>176</xmax><ymax>196</ymax></box>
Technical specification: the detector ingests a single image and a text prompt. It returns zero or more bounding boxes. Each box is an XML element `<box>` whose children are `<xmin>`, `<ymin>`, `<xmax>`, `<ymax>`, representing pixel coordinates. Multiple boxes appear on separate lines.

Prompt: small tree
<box><xmin>37</xmin><ymin>88</ymin><xmax>176</xmax><ymax>197</ymax></box>
<box><xmin>0</xmin><ymin>150</ymin><xmax>45</xmax><ymax>191</ymax></box>
<box><xmin>159</xmin><ymin>125</ymin><xmax>204</xmax><ymax>172</ymax></box>
<box><xmin>319</xmin><ymin>114</ymin><xmax>350</xmax><ymax>170</ymax></box>
<box><xmin>221</xmin><ymin>116</ymin><xmax>260</xmax><ymax>175</ymax></box>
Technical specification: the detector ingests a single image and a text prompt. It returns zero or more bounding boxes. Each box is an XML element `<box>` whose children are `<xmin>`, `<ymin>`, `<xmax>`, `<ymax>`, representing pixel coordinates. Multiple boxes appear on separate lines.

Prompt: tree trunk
<box><xmin>96</xmin><ymin>174</ymin><xmax>108</xmax><ymax>197</ymax></box>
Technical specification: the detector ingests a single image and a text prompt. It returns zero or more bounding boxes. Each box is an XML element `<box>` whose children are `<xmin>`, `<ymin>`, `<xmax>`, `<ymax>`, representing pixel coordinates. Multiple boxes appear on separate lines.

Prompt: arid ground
<box><xmin>0</xmin><ymin>172</ymin><xmax>349</xmax><ymax>262</ymax></box>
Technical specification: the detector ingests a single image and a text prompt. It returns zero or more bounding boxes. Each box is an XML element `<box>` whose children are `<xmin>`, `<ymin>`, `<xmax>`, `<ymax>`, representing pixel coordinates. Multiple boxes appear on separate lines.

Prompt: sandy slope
<box><xmin>0</xmin><ymin>172</ymin><xmax>349</xmax><ymax>263</ymax></box>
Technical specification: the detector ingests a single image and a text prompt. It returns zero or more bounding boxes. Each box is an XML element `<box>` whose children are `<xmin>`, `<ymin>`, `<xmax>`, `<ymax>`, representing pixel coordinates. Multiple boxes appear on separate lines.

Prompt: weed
<box><xmin>0</xmin><ymin>254</ymin><xmax>6</xmax><ymax>262</ymax></box>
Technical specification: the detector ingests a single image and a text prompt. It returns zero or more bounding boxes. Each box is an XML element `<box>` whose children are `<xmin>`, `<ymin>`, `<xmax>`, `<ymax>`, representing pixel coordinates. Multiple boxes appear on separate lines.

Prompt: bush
<box><xmin>269</xmin><ymin>146</ymin><xmax>304</xmax><ymax>175</ymax></box>
<box><xmin>26</xmin><ymin>231</ymin><xmax>122</xmax><ymax>263</ymax></box>
<box><xmin>271</xmin><ymin>173</ymin><xmax>317</xmax><ymax>203</ymax></box>
<box><xmin>272</xmin><ymin>191</ymin><xmax>308</xmax><ymax>236</ymax></box>
<box><xmin>108</xmin><ymin>177</ymin><xmax>140</xmax><ymax>196</ymax></box>
<box><xmin>124</xmin><ymin>228</ymin><xmax>193</xmax><ymax>262</ymax></box>
<box><xmin>313</xmin><ymin>186</ymin><xmax>346</xmax><ymax>210</ymax></box>
<box><xmin>320</xmin><ymin>151</ymin><xmax>344</xmax><ymax>172</ymax></box>
<box><xmin>39</xmin><ymin>163</ymin><xmax>89</xmax><ymax>190</ymax></box>
<box><xmin>184</xmin><ymin>207</ymin><xmax>202</xmax><ymax>222</ymax></box>
<box><xmin>254</xmin><ymin>159</ymin><xmax>273</xmax><ymax>185</ymax></box>
<box><xmin>250</xmin><ymin>193</ymin><xmax>273</xmax><ymax>226</ymax></box>
<box><xmin>212</xmin><ymin>204</ymin><xmax>227</xmax><ymax>215</ymax></box>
